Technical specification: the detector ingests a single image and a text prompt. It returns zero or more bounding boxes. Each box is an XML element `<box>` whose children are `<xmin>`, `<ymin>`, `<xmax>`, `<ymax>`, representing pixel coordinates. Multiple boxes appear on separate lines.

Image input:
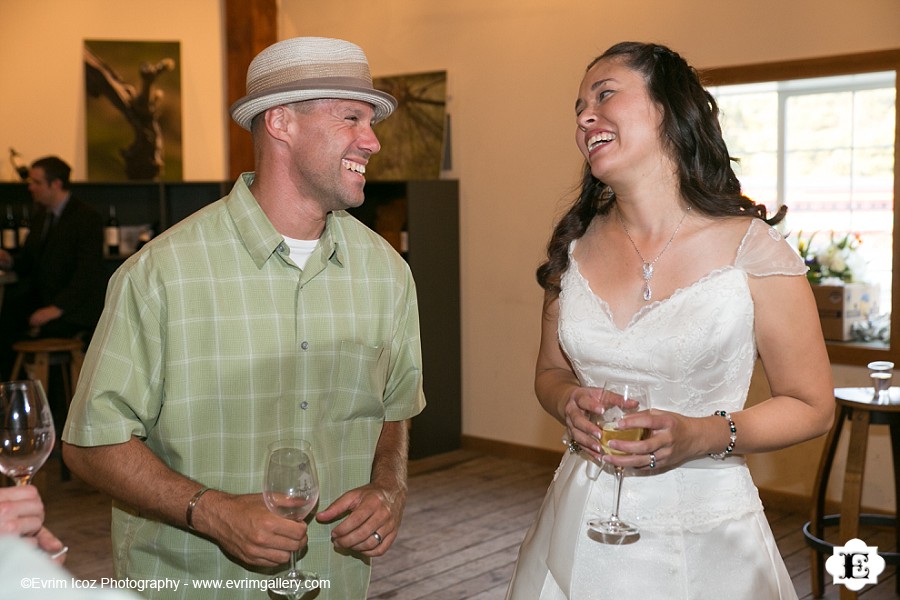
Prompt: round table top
<box><xmin>835</xmin><ymin>386</ymin><xmax>900</xmax><ymax>413</ymax></box>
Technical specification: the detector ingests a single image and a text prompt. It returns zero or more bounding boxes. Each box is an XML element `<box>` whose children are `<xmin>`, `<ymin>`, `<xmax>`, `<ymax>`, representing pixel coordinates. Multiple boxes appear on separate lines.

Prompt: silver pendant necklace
<box><xmin>616</xmin><ymin>206</ymin><xmax>691</xmax><ymax>302</ymax></box>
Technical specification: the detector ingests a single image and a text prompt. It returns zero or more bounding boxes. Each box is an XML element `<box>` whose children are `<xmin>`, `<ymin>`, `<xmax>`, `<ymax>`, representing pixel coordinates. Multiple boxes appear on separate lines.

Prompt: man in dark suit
<box><xmin>0</xmin><ymin>156</ymin><xmax>106</xmax><ymax>379</ymax></box>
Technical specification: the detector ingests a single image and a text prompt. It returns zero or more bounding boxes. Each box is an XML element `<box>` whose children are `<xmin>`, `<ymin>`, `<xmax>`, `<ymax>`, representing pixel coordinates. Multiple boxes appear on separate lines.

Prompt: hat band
<box><xmin>248</xmin><ymin>63</ymin><xmax>372</xmax><ymax>95</ymax></box>
<box><xmin>239</xmin><ymin>76</ymin><xmax>385</xmax><ymax>105</ymax></box>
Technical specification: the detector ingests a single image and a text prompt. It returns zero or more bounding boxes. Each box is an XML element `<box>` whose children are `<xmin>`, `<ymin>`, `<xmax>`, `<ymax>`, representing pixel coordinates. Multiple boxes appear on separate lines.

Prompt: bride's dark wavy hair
<box><xmin>536</xmin><ymin>41</ymin><xmax>786</xmax><ymax>295</ymax></box>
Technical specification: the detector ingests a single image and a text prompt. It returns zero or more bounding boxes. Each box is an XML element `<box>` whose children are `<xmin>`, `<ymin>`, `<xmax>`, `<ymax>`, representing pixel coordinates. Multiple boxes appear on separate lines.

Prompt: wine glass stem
<box><xmin>287</xmin><ymin>550</ymin><xmax>303</xmax><ymax>600</ymax></box>
<box><xmin>15</xmin><ymin>476</ymin><xmax>32</xmax><ymax>486</ymax></box>
<box><xmin>288</xmin><ymin>549</ymin><xmax>298</xmax><ymax>578</ymax></box>
<box><xmin>610</xmin><ymin>466</ymin><xmax>625</xmax><ymax>521</ymax></box>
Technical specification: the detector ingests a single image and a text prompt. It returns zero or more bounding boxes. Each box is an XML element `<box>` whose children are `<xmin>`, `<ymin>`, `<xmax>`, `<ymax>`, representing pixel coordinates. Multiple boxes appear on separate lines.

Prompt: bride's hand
<box><xmin>563</xmin><ymin>386</ymin><xmax>605</xmax><ymax>457</ymax></box>
<box><xmin>602</xmin><ymin>409</ymin><xmax>708</xmax><ymax>470</ymax></box>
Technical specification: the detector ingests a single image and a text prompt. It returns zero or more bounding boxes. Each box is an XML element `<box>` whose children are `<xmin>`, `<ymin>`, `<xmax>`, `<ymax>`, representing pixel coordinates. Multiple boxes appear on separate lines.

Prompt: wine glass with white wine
<box><xmin>0</xmin><ymin>380</ymin><xmax>55</xmax><ymax>486</ymax></box>
<box><xmin>587</xmin><ymin>380</ymin><xmax>650</xmax><ymax>542</ymax></box>
<box><xmin>263</xmin><ymin>439</ymin><xmax>319</xmax><ymax>599</ymax></box>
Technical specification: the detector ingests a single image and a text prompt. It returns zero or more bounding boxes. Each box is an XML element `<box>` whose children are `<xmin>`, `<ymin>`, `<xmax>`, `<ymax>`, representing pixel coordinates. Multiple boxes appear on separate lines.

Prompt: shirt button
<box><xmin>300</xmin><ymin>341</ymin><xmax>309</xmax><ymax>350</ymax></box>
<box><xmin>300</xmin><ymin>401</ymin><xmax>309</xmax><ymax>410</ymax></box>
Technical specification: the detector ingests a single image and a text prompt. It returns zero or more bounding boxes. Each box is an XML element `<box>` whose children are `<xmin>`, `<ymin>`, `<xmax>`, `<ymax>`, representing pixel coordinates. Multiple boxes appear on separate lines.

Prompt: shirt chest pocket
<box><xmin>327</xmin><ymin>341</ymin><xmax>388</xmax><ymax>421</ymax></box>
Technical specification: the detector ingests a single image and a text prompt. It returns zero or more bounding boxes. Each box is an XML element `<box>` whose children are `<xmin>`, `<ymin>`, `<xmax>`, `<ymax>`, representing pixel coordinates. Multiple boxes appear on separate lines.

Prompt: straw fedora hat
<box><xmin>230</xmin><ymin>37</ymin><xmax>397</xmax><ymax>131</ymax></box>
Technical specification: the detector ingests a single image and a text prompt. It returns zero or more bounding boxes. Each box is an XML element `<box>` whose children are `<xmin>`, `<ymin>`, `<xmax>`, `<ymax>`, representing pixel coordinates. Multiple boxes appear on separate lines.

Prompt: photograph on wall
<box><xmin>367</xmin><ymin>71</ymin><xmax>447</xmax><ymax>181</ymax></box>
<box><xmin>84</xmin><ymin>39</ymin><xmax>183</xmax><ymax>181</ymax></box>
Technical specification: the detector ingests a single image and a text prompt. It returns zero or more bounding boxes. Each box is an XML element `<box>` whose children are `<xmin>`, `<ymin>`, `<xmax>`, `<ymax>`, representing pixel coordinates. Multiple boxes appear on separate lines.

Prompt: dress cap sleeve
<box><xmin>734</xmin><ymin>218</ymin><xmax>807</xmax><ymax>277</ymax></box>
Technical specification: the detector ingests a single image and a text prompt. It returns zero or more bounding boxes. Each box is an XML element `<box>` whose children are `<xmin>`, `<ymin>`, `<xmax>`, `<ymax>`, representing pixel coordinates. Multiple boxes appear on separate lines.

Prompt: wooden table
<box><xmin>803</xmin><ymin>387</ymin><xmax>900</xmax><ymax>599</ymax></box>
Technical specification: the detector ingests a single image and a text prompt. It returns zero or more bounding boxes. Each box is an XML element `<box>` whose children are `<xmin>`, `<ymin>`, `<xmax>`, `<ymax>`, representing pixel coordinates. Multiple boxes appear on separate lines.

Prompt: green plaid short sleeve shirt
<box><xmin>63</xmin><ymin>174</ymin><xmax>426</xmax><ymax>599</ymax></box>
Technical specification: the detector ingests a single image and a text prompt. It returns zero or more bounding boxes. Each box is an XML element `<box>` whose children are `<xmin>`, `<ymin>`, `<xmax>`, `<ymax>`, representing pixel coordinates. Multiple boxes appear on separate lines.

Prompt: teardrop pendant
<box><xmin>617</xmin><ymin>207</ymin><xmax>690</xmax><ymax>304</ymax></box>
<box><xmin>641</xmin><ymin>263</ymin><xmax>654</xmax><ymax>301</ymax></box>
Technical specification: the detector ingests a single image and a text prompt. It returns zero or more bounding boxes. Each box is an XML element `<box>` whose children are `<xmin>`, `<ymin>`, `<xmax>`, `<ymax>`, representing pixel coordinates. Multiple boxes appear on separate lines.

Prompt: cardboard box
<box><xmin>812</xmin><ymin>283</ymin><xmax>879</xmax><ymax>341</ymax></box>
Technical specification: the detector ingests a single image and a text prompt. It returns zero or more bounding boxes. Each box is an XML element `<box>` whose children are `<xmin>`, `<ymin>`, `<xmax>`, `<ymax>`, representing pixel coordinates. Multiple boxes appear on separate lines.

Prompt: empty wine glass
<box><xmin>0</xmin><ymin>380</ymin><xmax>55</xmax><ymax>485</ymax></box>
<box><xmin>587</xmin><ymin>380</ymin><xmax>650</xmax><ymax>542</ymax></box>
<box><xmin>263</xmin><ymin>439</ymin><xmax>319</xmax><ymax>599</ymax></box>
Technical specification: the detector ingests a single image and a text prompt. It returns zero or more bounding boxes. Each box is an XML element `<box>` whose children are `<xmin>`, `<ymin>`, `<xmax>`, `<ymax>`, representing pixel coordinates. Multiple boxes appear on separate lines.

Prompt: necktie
<box><xmin>40</xmin><ymin>212</ymin><xmax>57</xmax><ymax>250</ymax></box>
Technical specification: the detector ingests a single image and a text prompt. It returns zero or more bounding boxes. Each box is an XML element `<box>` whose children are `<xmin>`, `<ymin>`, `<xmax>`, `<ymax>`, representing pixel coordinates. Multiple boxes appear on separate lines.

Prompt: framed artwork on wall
<box><xmin>84</xmin><ymin>40</ymin><xmax>183</xmax><ymax>181</ymax></box>
<box><xmin>367</xmin><ymin>71</ymin><xmax>447</xmax><ymax>181</ymax></box>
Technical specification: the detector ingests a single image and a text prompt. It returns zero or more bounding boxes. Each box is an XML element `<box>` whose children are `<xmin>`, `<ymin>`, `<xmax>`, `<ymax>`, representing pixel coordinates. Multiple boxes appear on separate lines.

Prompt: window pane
<box><xmin>855</xmin><ymin>88</ymin><xmax>896</xmax><ymax>148</ymax></box>
<box><xmin>786</xmin><ymin>92</ymin><xmax>853</xmax><ymax>150</ymax></box>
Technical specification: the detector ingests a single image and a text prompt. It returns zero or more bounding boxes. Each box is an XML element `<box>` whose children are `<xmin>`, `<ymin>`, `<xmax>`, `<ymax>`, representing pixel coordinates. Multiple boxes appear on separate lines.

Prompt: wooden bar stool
<box><xmin>802</xmin><ymin>387</ymin><xmax>900</xmax><ymax>599</ymax></box>
<box><xmin>9</xmin><ymin>337</ymin><xmax>85</xmax><ymax>481</ymax></box>
<box><xmin>10</xmin><ymin>337</ymin><xmax>85</xmax><ymax>403</ymax></box>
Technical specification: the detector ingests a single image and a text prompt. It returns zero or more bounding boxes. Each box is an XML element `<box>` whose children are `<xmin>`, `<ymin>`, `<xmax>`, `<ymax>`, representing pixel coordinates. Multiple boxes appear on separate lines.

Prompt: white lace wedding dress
<box><xmin>506</xmin><ymin>218</ymin><xmax>806</xmax><ymax>600</ymax></box>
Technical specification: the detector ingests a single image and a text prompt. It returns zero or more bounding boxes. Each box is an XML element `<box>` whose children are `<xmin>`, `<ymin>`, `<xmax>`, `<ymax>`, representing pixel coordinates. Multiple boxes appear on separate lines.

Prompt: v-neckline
<box><xmin>568</xmin><ymin>253</ymin><xmax>736</xmax><ymax>331</ymax></box>
<box><xmin>566</xmin><ymin>218</ymin><xmax>762</xmax><ymax>330</ymax></box>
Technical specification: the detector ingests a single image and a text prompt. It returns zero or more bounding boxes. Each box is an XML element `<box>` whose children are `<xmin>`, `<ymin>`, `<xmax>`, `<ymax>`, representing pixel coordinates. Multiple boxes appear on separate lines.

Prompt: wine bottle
<box><xmin>17</xmin><ymin>205</ymin><xmax>30</xmax><ymax>247</ymax></box>
<box><xmin>105</xmin><ymin>204</ymin><xmax>120</xmax><ymax>256</ymax></box>
<box><xmin>399</xmin><ymin>224</ymin><xmax>409</xmax><ymax>261</ymax></box>
<box><xmin>2</xmin><ymin>205</ymin><xmax>18</xmax><ymax>250</ymax></box>
<box><xmin>8</xmin><ymin>148</ymin><xmax>28</xmax><ymax>181</ymax></box>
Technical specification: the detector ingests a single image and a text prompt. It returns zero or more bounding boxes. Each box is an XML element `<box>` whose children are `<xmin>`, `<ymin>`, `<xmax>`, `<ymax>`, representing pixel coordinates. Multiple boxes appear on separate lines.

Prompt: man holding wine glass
<box><xmin>62</xmin><ymin>37</ymin><xmax>425</xmax><ymax>599</ymax></box>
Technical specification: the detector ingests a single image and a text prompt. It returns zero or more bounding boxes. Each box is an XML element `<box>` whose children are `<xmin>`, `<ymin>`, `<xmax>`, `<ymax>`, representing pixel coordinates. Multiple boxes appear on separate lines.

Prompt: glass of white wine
<box><xmin>587</xmin><ymin>380</ymin><xmax>650</xmax><ymax>542</ymax></box>
<box><xmin>263</xmin><ymin>439</ymin><xmax>319</xmax><ymax>599</ymax></box>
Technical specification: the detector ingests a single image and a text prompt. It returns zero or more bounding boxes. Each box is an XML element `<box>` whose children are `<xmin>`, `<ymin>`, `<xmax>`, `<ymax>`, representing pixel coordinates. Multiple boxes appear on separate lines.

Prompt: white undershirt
<box><xmin>281</xmin><ymin>236</ymin><xmax>319</xmax><ymax>270</ymax></box>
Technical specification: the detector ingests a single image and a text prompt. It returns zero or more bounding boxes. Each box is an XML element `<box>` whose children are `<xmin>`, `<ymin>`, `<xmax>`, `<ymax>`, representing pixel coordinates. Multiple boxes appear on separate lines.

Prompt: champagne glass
<box><xmin>263</xmin><ymin>439</ymin><xmax>319</xmax><ymax>599</ymax></box>
<box><xmin>0</xmin><ymin>380</ymin><xmax>55</xmax><ymax>485</ymax></box>
<box><xmin>587</xmin><ymin>380</ymin><xmax>650</xmax><ymax>541</ymax></box>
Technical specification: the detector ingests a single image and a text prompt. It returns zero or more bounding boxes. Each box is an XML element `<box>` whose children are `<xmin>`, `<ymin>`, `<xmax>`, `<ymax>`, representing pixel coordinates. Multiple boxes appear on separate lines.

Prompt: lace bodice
<box><xmin>558</xmin><ymin>218</ymin><xmax>806</xmax><ymax>417</ymax></box>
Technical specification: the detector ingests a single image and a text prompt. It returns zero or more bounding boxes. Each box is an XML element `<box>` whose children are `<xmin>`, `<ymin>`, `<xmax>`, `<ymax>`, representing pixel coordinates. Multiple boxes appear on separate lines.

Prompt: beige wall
<box><xmin>0</xmin><ymin>0</ymin><xmax>226</xmax><ymax>181</ymax></box>
<box><xmin>3</xmin><ymin>0</ymin><xmax>899</xmax><ymax>509</ymax></box>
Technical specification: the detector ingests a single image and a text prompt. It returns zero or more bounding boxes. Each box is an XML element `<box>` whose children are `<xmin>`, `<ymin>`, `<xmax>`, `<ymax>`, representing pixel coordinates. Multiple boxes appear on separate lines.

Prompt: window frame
<box><xmin>702</xmin><ymin>49</ymin><xmax>900</xmax><ymax>366</ymax></box>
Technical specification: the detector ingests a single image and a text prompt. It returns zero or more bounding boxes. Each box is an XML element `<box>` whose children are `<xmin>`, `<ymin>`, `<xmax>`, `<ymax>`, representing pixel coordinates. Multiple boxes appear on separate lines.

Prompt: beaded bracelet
<box><xmin>708</xmin><ymin>410</ymin><xmax>736</xmax><ymax>460</ymax></box>
<box><xmin>186</xmin><ymin>486</ymin><xmax>211</xmax><ymax>530</ymax></box>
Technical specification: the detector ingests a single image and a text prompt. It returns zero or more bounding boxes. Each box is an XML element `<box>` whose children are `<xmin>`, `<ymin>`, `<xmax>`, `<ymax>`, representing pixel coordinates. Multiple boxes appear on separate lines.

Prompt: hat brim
<box><xmin>230</xmin><ymin>84</ymin><xmax>397</xmax><ymax>130</ymax></box>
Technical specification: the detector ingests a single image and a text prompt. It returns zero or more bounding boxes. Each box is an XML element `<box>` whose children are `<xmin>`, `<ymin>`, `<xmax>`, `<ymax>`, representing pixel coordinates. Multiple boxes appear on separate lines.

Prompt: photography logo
<box><xmin>825</xmin><ymin>538</ymin><xmax>886</xmax><ymax>592</ymax></box>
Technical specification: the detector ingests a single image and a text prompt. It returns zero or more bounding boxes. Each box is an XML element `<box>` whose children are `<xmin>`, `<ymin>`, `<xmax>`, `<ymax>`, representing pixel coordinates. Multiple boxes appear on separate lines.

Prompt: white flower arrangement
<box><xmin>795</xmin><ymin>230</ymin><xmax>866</xmax><ymax>285</ymax></box>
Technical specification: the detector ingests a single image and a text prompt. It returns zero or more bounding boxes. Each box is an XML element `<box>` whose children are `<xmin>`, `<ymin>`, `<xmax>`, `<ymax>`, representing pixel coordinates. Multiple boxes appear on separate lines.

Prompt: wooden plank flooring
<box><xmin>35</xmin><ymin>450</ymin><xmax>898</xmax><ymax>598</ymax></box>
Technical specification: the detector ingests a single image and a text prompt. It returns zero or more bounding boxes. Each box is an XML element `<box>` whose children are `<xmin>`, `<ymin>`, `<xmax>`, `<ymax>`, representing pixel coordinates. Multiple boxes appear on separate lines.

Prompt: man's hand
<box><xmin>29</xmin><ymin>305</ymin><xmax>63</xmax><ymax>328</ymax></box>
<box><xmin>316</xmin><ymin>482</ymin><xmax>405</xmax><ymax>557</ymax></box>
<box><xmin>193</xmin><ymin>491</ymin><xmax>309</xmax><ymax>567</ymax></box>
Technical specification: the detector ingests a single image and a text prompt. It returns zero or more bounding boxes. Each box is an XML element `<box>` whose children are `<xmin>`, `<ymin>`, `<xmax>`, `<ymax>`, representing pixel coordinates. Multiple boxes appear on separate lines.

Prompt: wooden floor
<box><xmin>35</xmin><ymin>450</ymin><xmax>898</xmax><ymax>599</ymax></box>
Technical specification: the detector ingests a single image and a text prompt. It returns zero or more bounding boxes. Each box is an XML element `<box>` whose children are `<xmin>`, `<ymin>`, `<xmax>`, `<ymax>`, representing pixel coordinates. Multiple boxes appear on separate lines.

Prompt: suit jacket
<box><xmin>14</xmin><ymin>196</ymin><xmax>106</xmax><ymax>331</ymax></box>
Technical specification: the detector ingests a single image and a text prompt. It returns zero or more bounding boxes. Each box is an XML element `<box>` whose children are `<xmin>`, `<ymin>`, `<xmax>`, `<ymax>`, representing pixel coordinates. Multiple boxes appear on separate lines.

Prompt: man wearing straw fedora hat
<box><xmin>63</xmin><ymin>37</ymin><xmax>426</xmax><ymax>599</ymax></box>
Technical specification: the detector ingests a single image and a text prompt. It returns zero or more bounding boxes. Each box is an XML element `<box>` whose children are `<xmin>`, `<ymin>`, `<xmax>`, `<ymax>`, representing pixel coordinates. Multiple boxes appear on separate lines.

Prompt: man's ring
<box><xmin>372</xmin><ymin>531</ymin><xmax>383</xmax><ymax>545</ymax></box>
<box><xmin>648</xmin><ymin>453</ymin><xmax>657</xmax><ymax>469</ymax></box>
